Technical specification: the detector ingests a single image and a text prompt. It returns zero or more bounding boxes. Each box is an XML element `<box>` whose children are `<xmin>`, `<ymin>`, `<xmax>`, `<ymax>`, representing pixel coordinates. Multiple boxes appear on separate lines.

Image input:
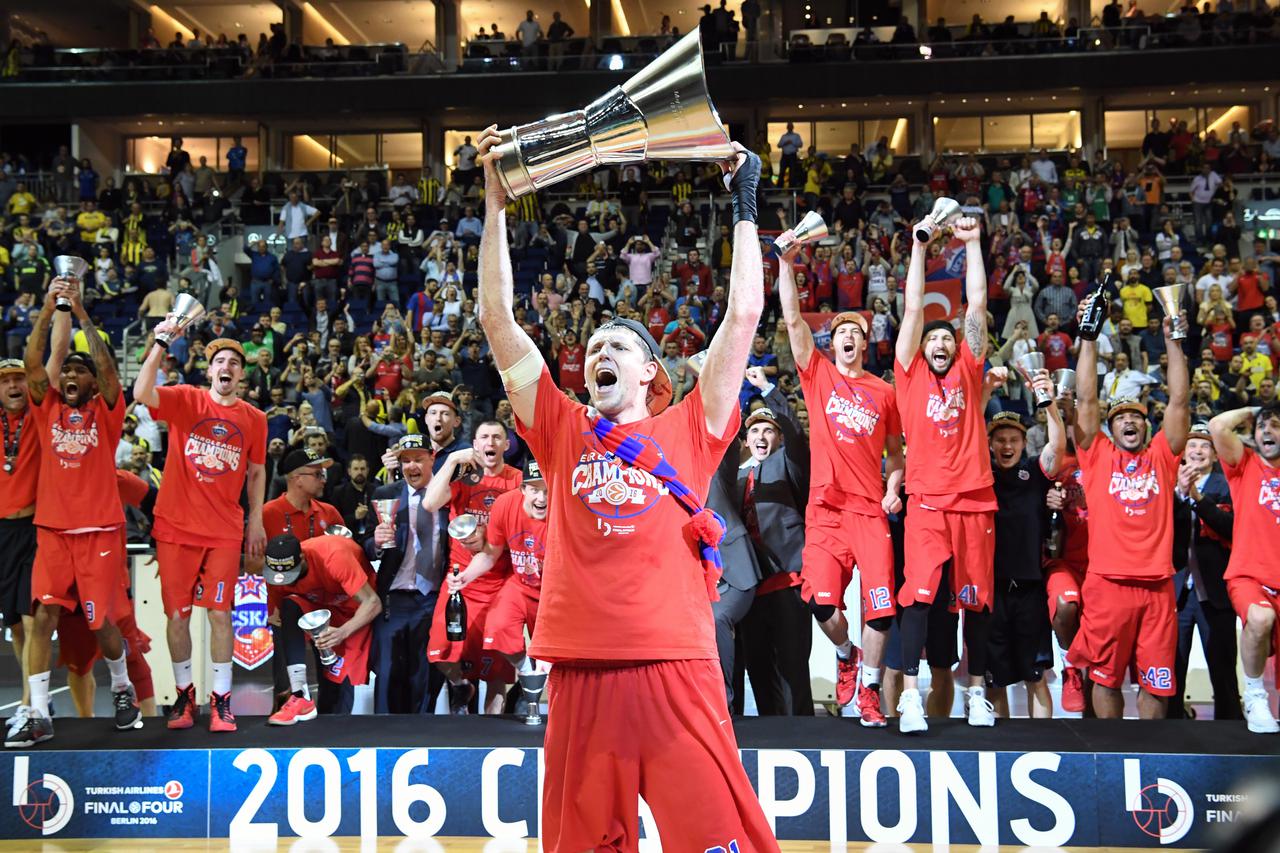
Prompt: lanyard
<box><xmin>2</xmin><ymin>410</ymin><xmax>24</xmax><ymax>475</ymax></box>
<box><xmin>283</xmin><ymin>509</ymin><xmax>316</xmax><ymax>540</ymax></box>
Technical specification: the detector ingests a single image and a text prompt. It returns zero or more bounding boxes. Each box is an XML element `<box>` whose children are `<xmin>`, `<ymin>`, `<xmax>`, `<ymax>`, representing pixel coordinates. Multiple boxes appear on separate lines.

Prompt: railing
<box><xmin>120</xmin><ymin>317</ymin><xmax>143</xmax><ymax>385</ymax></box>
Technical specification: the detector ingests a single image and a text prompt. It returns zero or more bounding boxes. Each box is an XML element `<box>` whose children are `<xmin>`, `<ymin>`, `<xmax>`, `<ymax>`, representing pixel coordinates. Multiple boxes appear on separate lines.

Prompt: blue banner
<box><xmin>2</xmin><ymin>746</ymin><xmax>1275</xmax><ymax>846</ymax></box>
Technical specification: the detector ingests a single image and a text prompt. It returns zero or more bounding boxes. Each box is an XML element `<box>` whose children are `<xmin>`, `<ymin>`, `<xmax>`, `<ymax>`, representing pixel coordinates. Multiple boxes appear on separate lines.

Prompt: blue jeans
<box><xmin>250</xmin><ymin>278</ymin><xmax>274</xmax><ymax>306</ymax></box>
<box><xmin>374</xmin><ymin>278</ymin><xmax>400</xmax><ymax>307</ymax></box>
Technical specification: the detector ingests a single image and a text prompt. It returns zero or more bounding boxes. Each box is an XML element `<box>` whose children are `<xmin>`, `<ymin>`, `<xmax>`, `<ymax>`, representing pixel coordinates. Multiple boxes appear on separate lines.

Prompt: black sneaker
<box><xmin>5</xmin><ymin>706</ymin><xmax>54</xmax><ymax>748</ymax></box>
<box><xmin>113</xmin><ymin>685</ymin><xmax>142</xmax><ymax>731</ymax></box>
<box><xmin>447</xmin><ymin>681</ymin><xmax>476</xmax><ymax>715</ymax></box>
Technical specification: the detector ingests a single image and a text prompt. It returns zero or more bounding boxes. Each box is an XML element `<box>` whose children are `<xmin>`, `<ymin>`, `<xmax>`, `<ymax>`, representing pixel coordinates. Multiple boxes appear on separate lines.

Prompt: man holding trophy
<box><xmin>474</xmin><ymin>63</ymin><xmax>777</xmax><ymax>844</ymax></box>
<box><xmin>134</xmin><ymin>323</ymin><xmax>268</xmax><ymax>733</ymax></box>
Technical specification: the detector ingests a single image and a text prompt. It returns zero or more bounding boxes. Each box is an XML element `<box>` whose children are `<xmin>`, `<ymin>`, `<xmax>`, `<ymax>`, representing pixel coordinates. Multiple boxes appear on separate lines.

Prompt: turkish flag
<box><xmin>923</xmin><ymin>278</ymin><xmax>962</xmax><ymax>324</ymax></box>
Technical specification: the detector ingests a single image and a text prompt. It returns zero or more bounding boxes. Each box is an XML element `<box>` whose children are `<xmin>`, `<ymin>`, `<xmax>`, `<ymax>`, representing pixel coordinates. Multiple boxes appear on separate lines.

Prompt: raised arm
<box><xmin>423</xmin><ymin>447</ymin><xmax>477</xmax><ymax>512</ymax></box>
<box><xmin>135</xmin><ymin>317</ymin><xmax>182</xmax><ymax>408</ymax></box>
<box><xmin>1207</xmin><ymin>406</ymin><xmax>1252</xmax><ymax>467</ymax></box>
<box><xmin>474</xmin><ymin>125</ymin><xmax>541</xmax><ymax>428</ymax></box>
<box><xmin>895</xmin><ymin>235</ymin><xmax>929</xmax><ymax>368</ymax></box>
<box><xmin>47</xmin><ymin>298</ymin><xmax>72</xmax><ymax>381</ymax></box>
<box><xmin>775</xmin><ymin>240</ymin><xmax>815</xmax><ymax>370</ymax></box>
<box><xmin>697</xmin><ymin>145</ymin><xmax>763</xmax><ymax>438</ymax></box>
<box><xmin>1074</xmin><ymin>303</ymin><xmax>1100</xmax><ymax>450</ymax></box>
<box><xmin>69</xmin><ymin>291</ymin><xmax>120</xmax><ymax>407</ymax></box>
<box><xmin>1036</xmin><ymin>372</ymin><xmax>1067</xmax><ymax>477</ymax></box>
<box><xmin>1162</xmin><ymin>315</ymin><xmax>1191</xmax><ymax>455</ymax></box>
<box><xmin>953</xmin><ymin>217</ymin><xmax>988</xmax><ymax>359</ymax></box>
<box><xmin>24</xmin><ymin>288</ymin><xmax>61</xmax><ymax>405</ymax></box>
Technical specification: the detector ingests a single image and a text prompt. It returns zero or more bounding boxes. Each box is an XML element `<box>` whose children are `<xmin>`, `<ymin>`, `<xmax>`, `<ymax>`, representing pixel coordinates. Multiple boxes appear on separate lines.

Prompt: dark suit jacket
<box><xmin>1172</xmin><ymin>468</ymin><xmax>1233</xmax><ymax>609</ymax></box>
<box><xmin>362</xmin><ymin>480</ymin><xmax>449</xmax><ymax>604</ymax></box>
<box><xmin>707</xmin><ymin>435</ymin><xmax>760</xmax><ymax>592</ymax></box>
<box><xmin>733</xmin><ymin>386</ymin><xmax>810</xmax><ymax>582</ymax></box>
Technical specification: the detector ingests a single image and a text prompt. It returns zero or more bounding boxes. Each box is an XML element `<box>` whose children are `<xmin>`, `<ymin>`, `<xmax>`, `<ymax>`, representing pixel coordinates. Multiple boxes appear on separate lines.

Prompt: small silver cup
<box><xmin>156</xmin><ymin>292</ymin><xmax>205</xmax><ymax>349</ymax></box>
<box><xmin>297</xmin><ymin>608</ymin><xmax>338</xmax><ymax>667</ymax></box>
<box><xmin>517</xmin><ymin>670</ymin><xmax>549</xmax><ymax>726</ymax></box>
<box><xmin>52</xmin><ymin>255</ymin><xmax>89</xmax><ymax>312</ymax></box>
<box><xmin>1052</xmin><ymin>368</ymin><xmax>1077</xmax><ymax>400</ymax></box>
<box><xmin>448</xmin><ymin>513</ymin><xmax>479</xmax><ymax>540</ymax></box>
<box><xmin>1014</xmin><ymin>352</ymin><xmax>1052</xmax><ymax>409</ymax></box>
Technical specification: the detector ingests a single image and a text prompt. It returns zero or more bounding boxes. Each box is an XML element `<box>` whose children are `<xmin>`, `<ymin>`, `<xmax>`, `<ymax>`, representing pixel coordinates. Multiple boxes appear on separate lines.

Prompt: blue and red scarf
<box><xmin>590</xmin><ymin>414</ymin><xmax>726</xmax><ymax>601</ymax></box>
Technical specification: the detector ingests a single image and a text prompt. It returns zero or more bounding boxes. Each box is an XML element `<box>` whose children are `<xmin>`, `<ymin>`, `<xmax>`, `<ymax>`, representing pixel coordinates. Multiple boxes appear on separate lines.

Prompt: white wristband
<box><xmin>498</xmin><ymin>348</ymin><xmax>543</xmax><ymax>393</ymax></box>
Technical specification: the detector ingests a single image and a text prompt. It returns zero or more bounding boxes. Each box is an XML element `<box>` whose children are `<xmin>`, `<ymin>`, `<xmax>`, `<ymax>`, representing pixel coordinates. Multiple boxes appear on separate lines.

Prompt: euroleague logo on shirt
<box><xmin>824</xmin><ymin>386</ymin><xmax>881</xmax><ymax>442</ymax></box>
<box><xmin>184</xmin><ymin>418</ymin><xmax>245</xmax><ymax>479</ymax></box>
<box><xmin>570</xmin><ymin>434</ymin><xmax>671</xmax><ymax>522</ymax></box>
<box><xmin>507</xmin><ymin>528</ymin><xmax>545</xmax><ymax>582</ymax></box>
<box><xmin>1109</xmin><ymin>455</ymin><xmax>1160</xmax><ymax>515</ymax></box>
<box><xmin>49</xmin><ymin>406</ymin><xmax>99</xmax><ymax>466</ymax></box>
<box><xmin>1258</xmin><ymin>474</ymin><xmax>1280</xmax><ymax>522</ymax></box>
<box><xmin>467</xmin><ymin>489</ymin><xmax>503</xmax><ymax>524</ymax></box>
<box><xmin>925</xmin><ymin>381</ymin><xmax>966</xmax><ymax>434</ymax></box>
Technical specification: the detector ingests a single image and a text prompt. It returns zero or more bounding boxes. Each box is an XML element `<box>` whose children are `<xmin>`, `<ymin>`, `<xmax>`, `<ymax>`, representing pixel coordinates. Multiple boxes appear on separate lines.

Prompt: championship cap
<box><xmin>590</xmin><ymin>318</ymin><xmax>673</xmax><ymax>416</ymax></box>
<box><xmin>280</xmin><ymin>447</ymin><xmax>334</xmax><ymax>476</ymax></box>
<box><xmin>63</xmin><ymin>352</ymin><xmax>98</xmax><ymax>377</ymax></box>
<box><xmin>523</xmin><ymin>457</ymin><xmax>545</xmax><ymax>485</ymax></box>
<box><xmin>263</xmin><ymin>534</ymin><xmax>306</xmax><ymax>586</ymax></box>
<box><xmin>1106</xmin><ymin>397</ymin><xmax>1148</xmax><ymax>423</ymax></box>
<box><xmin>745</xmin><ymin>407</ymin><xmax>782</xmax><ymax>431</ymax></box>
<box><xmin>422</xmin><ymin>391</ymin><xmax>457</xmax><ymax>414</ymax></box>
<box><xmin>987</xmin><ymin>411</ymin><xmax>1027</xmax><ymax>435</ymax></box>
<box><xmin>1188</xmin><ymin>422</ymin><xmax>1212</xmax><ymax>440</ymax></box>
<box><xmin>830</xmin><ymin>311</ymin><xmax>869</xmax><ymax>336</ymax></box>
<box><xmin>205</xmin><ymin>337</ymin><xmax>246</xmax><ymax>365</ymax></box>
<box><xmin>0</xmin><ymin>358</ymin><xmax>24</xmax><ymax>378</ymax></box>
<box><xmin>393</xmin><ymin>433</ymin><xmax>431</xmax><ymax>457</ymax></box>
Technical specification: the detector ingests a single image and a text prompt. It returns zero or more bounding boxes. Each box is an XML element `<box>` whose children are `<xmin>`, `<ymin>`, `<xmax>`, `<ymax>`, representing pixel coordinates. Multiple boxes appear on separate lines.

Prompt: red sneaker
<box><xmin>166</xmin><ymin>684</ymin><xmax>197</xmax><ymax>730</ymax></box>
<box><xmin>835</xmin><ymin>650</ymin><xmax>859</xmax><ymax>707</ymax></box>
<box><xmin>268</xmin><ymin>694</ymin><xmax>317</xmax><ymax>726</ymax></box>
<box><xmin>209</xmin><ymin>691</ymin><xmax>238</xmax><ymax>732</ymax></box>
<box><xmin>857</xmin><ymin>684</ymin><xmax>887</xmax><ymax>727</ymax></box>
<box><xmin>1061</xmin><ymin>667</ymin><xmax>1085</xmax><ymax>713</ymax></box>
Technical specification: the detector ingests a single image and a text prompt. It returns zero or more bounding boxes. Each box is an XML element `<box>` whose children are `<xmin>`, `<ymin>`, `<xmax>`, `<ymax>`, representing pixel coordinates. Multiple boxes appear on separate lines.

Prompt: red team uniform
<box><xmin>1222</xmin><ymin>449</ymin><xmax>1280</xmax><ymax>678</ymax></box>
<box><xmin>1045</xmin><ymin>454</ymin><xmax>1089</xmax><ymax>619</ymax></box>
<box><xmin>480</xmin><ymin>489</ymin><xmax>546</xmax><ymax>656</ymax></box>
<box><xmin>517</xmin><ymin>366</ymin><xmax>777</xmax><ymax>853</ymax></box>
<box><xmin>894</xmin><ymin>345</ymin><xmax>997</xmax><ymax>611</ymax></box>
<box><xmin>30</xmin><ymin>389</ymin><xmax>127</xmax><ymax>628</ymax></box>
<box><xmin>147</xmin><ymin>385</ymin><xmax>266</xmax><ymax>618</ymax></box>
<box><xmin>267</xmin><ymin>536</ymin><xmax>377</xmax><ymax>686</ymax></box>
<box><xmin>797</xmin><ymin>354</ymin><xmax>900</xmax><ymax>620</ymax></box>
<box><xmin>426</xmin><ymin>465</ymin><xmax>522</xmax><ymax>682</ymax></box>
<box><xmin>1069</xmin><ymin>431</ymin><xmax>1180</xmax><ymax>696</ymax></box>
<box><xmin>262</xmin><ymin>495</ymin><xmax>344</xmax><ymax>541</ymax></box>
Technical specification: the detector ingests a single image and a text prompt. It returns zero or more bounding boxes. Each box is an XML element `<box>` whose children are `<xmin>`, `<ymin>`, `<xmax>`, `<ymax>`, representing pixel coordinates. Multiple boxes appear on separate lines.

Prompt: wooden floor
<box><xmin>0</xmin><ymin>842</ymin><xmax>1172</xmax><ymax>852</ymax></box>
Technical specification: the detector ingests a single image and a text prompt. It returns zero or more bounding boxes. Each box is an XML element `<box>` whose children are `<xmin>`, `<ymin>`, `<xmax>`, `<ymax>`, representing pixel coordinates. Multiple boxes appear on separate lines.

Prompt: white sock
<box><xmin>211</xmin><ymin>662</ymin><xmax>233</xmax><ymax>696</ymax></box>
<box><xmin>29</xmin><ymin>671</ymin><xmax>51</xmax><ymax>718</ymax></box>
<box><xmin>105</xmin><ymin>652</ymin><xmax>131</xmax><ymax>692</ymax></box>
<box><xmin>1244</xmin><ymin>674</ymin><xmax>1266</xmax><ymax>694</ymax></box>
<box><xmin>172</xmin><ymin>659</ymin><xmax>193</xmax><ymax>690</ymax></box>
<box><xmin>287</xmin><ymin>664</ymin><xmax>310</xmax><ymax>699</ymax></box>
<box><xmin>835</xmin><ymin>640</ymin><xmax>855</xmax><ymax>660</ymax></box>
<box><xmin>860</xmin><ymin>663</ymin><xmax>881</xmax><ymax>688</ymax></box>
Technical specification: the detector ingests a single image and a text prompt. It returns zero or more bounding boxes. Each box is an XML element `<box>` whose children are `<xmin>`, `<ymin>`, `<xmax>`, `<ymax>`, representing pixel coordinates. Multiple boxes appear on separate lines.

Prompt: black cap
<box><xmin>280</xmin><ymin>447</ymin><xmax>334</xmax><ymax>476</ymax></box>
<box><xmin>263</xmin><ymin>534</ymin><xmax>306</xmax><ymax>586</ymax></box>
<box><xmin>523</xmin><ymin>457</ymin><xmax>544</xmax><ymax>484</ymax></box>
<box><xmin>393</xmin><ymin>433</ymin><xmax>431</xmax><ymax>456</ymax></box>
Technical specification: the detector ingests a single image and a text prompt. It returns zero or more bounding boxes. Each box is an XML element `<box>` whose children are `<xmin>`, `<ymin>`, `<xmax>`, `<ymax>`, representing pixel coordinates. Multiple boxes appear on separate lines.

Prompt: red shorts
<box><xmin>57</xmin><ymin>607</ymin><xmax>155</xmax><ymax>701</ymax></box>
<box><xmin>800</xmin><ymin>504</ymin><xmax>895</xmax><ymax>621</ymax></box>
<box><xmin>1068</xmin><ymin>574</ymin><xmax>1177</xmax><ymax>696</ymax></box>
<box><xmin>284</xmin><ymin>596</ymin><xmax>372</xmax><ymax>687</ymax></box>
<box><xmin>32</xmin><ymin>528</ymin><xmax>126</xmax><ymax>630</ymax></box>
<box><xmin>1045</xmin><ymin>559</ymin><xmax>1087</xmax><ymax>621</ymax></box>
<box><xmin>427</xmin><ymin>585</ymin><xmax>516</xmax><ymax>684</ymax></box>
<box><xmin>156</xmin><ymin>539</ymin><xmax>240</xmax><ymax>618</ymax></box>
<box><xmin>543</xmin><ymin>659</ymin><xmax>779</xmax><ymax>853</ymax></box>
<box><xmin>482</xmin><ymin>580</ymin><xmax>539</xmax><ymax>657</ymax></box>
<box><xmin>1227</xmin><ymin>576</ymin><xmax>1280</xmax><ymax>681</ymax></box>
<box><xmin>899</xmin><ymin>498</ymin><xmax>995</xmax><ymax>612</ymax></box>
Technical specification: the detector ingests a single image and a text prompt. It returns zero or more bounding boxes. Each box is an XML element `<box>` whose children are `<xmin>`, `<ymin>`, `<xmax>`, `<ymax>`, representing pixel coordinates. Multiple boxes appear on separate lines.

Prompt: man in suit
<box><xmin>736</xmin><ymin>367</ymin><xmax>814</xmax><ymax>715</ymax></box>
<box><xmin>1170</xmin><ymin>423</ymin><xmax>1242</xmax><ymax>721</ymax></box>
<box><xmin>367</xmin><ymin>434</ymin><xmax>447</xmax><ymax>713</ymax></box>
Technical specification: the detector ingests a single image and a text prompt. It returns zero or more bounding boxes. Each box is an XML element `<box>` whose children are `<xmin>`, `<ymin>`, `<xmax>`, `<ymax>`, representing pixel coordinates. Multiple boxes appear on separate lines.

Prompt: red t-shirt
<box><xmin>557</xmin><ymin>343</ymin><xmax>587</xmax><ymax>394</ymax></box>
<box><xmin>372</xmin><ymin>354</ymin><xmax>410</xmax><ymax>399</ymax></box>
<box><xmin>1039</xmin><ymin>331</ymin><xmax>1073</xmax><ymax>372</ymax></box>
<box><xmin>1221</xmin><ymin>448</ymin><xmax>1280</xmax><ymax>587</ymax></box>
<box><xmin>1207</xmin><ymin>322</ymin><xmax>1234</xmax><ymax>363</ymax></box>
<box><xmin>1235</xmin><ymin>271</ymin><xmax>1264</xmax><ymax>312</ymax></box>
<box><xmin>448</xmin><ymin>465</ymin><xmax>523</xmax><ymax>574</ymax></box>
<box><xmin>485</xmin><ymin>488</ymin><xmax>546</xmax><ymax>599</ymax></box>
<box><xmin>799</xmin><ymin>355</ymin><xmax>900</xmax><ymax>516</ymax></box>
<box><xmin>32</xmin><ymin>390</ymin><xmax>125</xmax><ymax>531</ymax></box>
<box><xmin>266</xmin><ymin>536</ymin><xmax>375</xmax><ymax>624</ymax></box>
<box><xmin>262</xmin><ymin>494</ymin><xmax>344</xmax><ymax>541</ymax></box>
<box><xmin>894</xmin><ymin>344</ymin><xmax>996</xmax><ymax>509</ymax></box>
<box><xmin>150</xmin><ymin>385</ymin><xmax>267</xmax><ymax>550</ymax></box>
<box><xmin>645</xmin><ymin>306</ymin><xmax>670</xmax><ymax>340</ymax></box>
<box><xmin>1054</xmin><ymin>454</ymin><xmax>1090</xmax><ymax>566</ymax></box>
<box><xmin>0</xmin><ymin>407</ymin><xmax>39</xmax><ymax>517</ymax></box>
<box><xmin>516</xmin><ymin>366</ymin><xmax>735</xmax><ymax>662</ymax></box>
<box><xmin>1077</xmin><ymin>431</ymin><xmax>1178</xmax><ymax>580</ymax></box>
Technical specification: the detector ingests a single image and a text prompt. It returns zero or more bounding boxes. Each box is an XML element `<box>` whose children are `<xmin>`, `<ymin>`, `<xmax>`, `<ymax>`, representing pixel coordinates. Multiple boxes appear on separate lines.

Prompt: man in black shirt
<box><xmin>985</xmin><ymin>367</ymin><xmax>1066</xmax><ymax>719</ymax></box>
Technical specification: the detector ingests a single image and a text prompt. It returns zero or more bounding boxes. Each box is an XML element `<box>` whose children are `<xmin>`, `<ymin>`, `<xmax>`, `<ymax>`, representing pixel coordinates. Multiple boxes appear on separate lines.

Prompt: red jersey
<box><xmin>799</xmin><ymin>355</ymin><xmax>900</xmax><ymax>516</ymax></box>
<box><xmin>1221</xmin><ymin>448</ymin><xmax>1280</xmax><ymax>587</ymax></box>
<box><xmin>372</xmin><ymin>353</ymin><xmax>410</xmax><ymax>399</ymax></box>
<box><xmin>1039</xmin><ymin>331</ymin><xmax>1072</xmax><ymax>372</ymax></box>
<box><xmin>448</xmin><ymin>465</ymin><xmax>523</xmax><ymax>572</ymax></box>
<box><xmin>266</xmin><ymin>536</ymin><xmax>375</xmax><ymax>624</ymax></box>
<box><xmin>149</xmin><ymin>385</ymin><xmax>267</xmax><ymax>550</ymax></box>
<box><xmin>486</xmin><ymin>488</ymin><xmax>546</xmax><ymax>599</ymax></box>
<box><xmin>894</xmin><ymin>344</ymin><xmax>995</xmax><ymax>509</ymax></box>
<box><xmin>516</xmin><ymin>366</ymin><xmax>735</xmax><ymax>662</ymax></box>
<box><xmin>1054</xmin><ymin>454</ymin><xmax>1090</xmax><ymax>566</ymax></box>
<box><xmin>645</xmin><ymin>306</ymin><xmax>670</xmax><ymax>340</ymax></box>
<box><xmin>262</xmin><ymin>494</ymin><xmax>344</xmax><ymax>541</ymax></box>
<box><xmin>557</xmin><ymin>343</ymin><xmax>587</xmax><ymax>394</ymax></box>
<box><xmin>1077</xmin><ymin>431</ymin><xmax>1178</xmax><ymax>580</ymax></box>
<box><xmin>0</xmin><ymin>407</ymin><xmax>39</xmax><ymax>517</ymax></box>
<box><xmin>32</xmin><ymin>390</ymin><xmax>124</xmax><ymax>531</ymax></box>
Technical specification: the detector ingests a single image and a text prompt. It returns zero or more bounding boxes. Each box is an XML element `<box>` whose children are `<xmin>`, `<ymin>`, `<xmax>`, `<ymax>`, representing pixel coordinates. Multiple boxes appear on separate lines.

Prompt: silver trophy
<box><xmin>773</xmin><ymin>210</ymin><xmax>829</xmax><ymax>255</ymax></box>
<box><xmin>156</xmin><ymin>293</ymin><xmax>205</xmax><ymax>349</ymax></box>
<box><xmin>298</xmin><ymin>608</ymin><xmax>338</xmax><ymax>667</ymax></box>
<box><xmin>52</xmin><ymin>256</ymin><xmax>89</xmax><ymax>312</ymax></box>
<box><xmin>914</xmin><ymin>197</ymin><xmax>962</xmax><ymax>243</ymax></box>
<box><xmin>1052</xmin><ymin>368</ymin><xmax>1077</xmax><ymax>400</ymax></box>
<box><xmin>492</xmin><ymin>29</ymin><xmax>734</xmax><ymax>198</ymax></box>
<box><xmin>448</xmin><ymin>513</ymin><xmax>479</xmax><ymax>540</ymax></box>
<box><xmin>1154</xmin><ymin>284</ymin><xmax>1188</xmax><ymax>340</ymax></box>
<box><xmin>517</xmin><ymin>670</ymin><xmax>549</xmax><ymax>726</ymax></box>
<box><xmin>372</xmin><ymin>498</ymin><xmax>400</xmax><ymax>527</ymax></box>
<box><xmin>324</xmin><ymin>525</ymin><xmax>353</xmax><ymax>539</ymax></box>
<box><xmin>1014</xmin><ymin>352</ymin><xmax>1052</xmax><ymax>409</ymax></box>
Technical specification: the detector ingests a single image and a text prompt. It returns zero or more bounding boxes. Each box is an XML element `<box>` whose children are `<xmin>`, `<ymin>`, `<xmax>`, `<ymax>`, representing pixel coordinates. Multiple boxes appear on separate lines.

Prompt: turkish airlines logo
<box><xmin>824</xmin><ymin>387</ymin><xmax>880</xmax><ymax>442</ymax></box>
<box><xmin>185</xmin><ymin>417</ymin><xmax>245</xmax><ymax>480</ymax></box>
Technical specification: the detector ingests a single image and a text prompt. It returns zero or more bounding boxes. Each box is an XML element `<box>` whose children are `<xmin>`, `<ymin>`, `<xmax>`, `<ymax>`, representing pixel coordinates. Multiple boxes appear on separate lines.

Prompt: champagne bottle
<box><xmin>446</xmin><ymin>564</ymin><xmax>467</xmax><ymax>641</ymax></box>
<box><xmin>1045</xmin><ymin>506</ymin><xmax>1066</xmax><ymax>560</ymax></box>
<box><xmin>1077</xmin><ymin>272</ymin><xmax>1115</xmax><ymax>341</ymax></box>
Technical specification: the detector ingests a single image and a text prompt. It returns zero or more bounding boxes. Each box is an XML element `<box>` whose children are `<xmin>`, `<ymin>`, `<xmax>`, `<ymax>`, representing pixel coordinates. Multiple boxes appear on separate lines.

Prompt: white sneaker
<box><xmin>897</xmin><ymin>688</ymin><xmax>928</xmax><ymax>734</ymax></box>
<box><xmin>967</xmin><ymin>687</ymin><xmax>996</xmax><ymax>727</ymax></box>
<box><xmin>1244</xmin><ymin>688</ymin><xmax>1279</xmax><ymax>734</ymax></box>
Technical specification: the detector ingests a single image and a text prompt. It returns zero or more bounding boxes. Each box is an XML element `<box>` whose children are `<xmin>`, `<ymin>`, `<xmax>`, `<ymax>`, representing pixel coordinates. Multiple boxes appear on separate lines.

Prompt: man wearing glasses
<box><xmin>261</xmin><ymin>449</ymin><xmax>344</xmax><ymax>541</ymax></box>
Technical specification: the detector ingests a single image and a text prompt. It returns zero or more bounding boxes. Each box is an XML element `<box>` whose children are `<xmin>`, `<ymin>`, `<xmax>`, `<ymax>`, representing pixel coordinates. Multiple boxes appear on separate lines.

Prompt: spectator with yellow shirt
<box><xmin>1119</xmin><ymin>270</ymin><xmax>1154</xmax><ymax>327</ymax></box>
<box><xmin>5</xmin><ymin>181</ymin><xmax>35</xmax><ymax>217</ymax></box>
<box><xmin>1239</xmin><ymin>334</ymin><xmax>1273</xmax><ymax>392</ymax></box>
<box><xmin>75</xmin><ymin>199</ymin><xmax>107</xmax><ymax>254</ymax></box>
